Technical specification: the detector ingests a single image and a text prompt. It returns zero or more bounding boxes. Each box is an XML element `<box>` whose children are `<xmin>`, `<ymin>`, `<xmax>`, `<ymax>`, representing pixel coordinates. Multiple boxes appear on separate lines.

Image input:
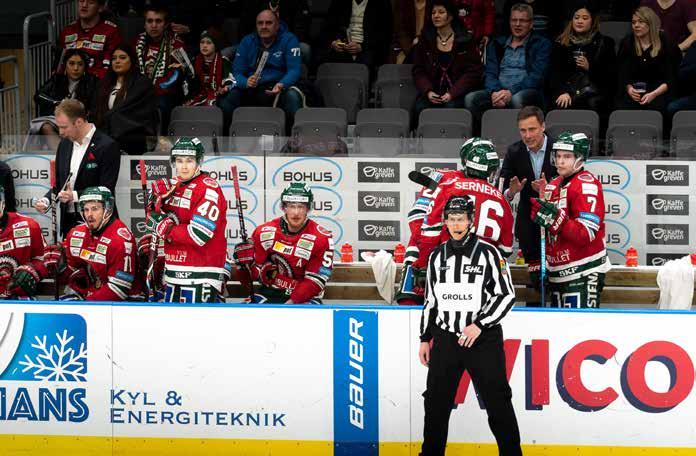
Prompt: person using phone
<box><xmin>412</xmin><ymin>0</ymin><xmax>483</xmax><ymax>123</ymax></box>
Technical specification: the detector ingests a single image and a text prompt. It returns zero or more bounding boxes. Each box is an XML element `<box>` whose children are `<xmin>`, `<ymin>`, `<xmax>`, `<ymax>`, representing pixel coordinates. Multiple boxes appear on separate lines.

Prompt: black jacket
<box><xmin>94</xmin><ymin>73</ymin><xmax>158</xmax><ymax>155</ymax></box>
<box><xmin>548</xmin><ymin>33</ymin><xmax>616</xmax><ymax>101</ymax></box>
<box><xmin>616</xmin><ymin>32</ymin><xmax>681</xmax><ymax>98</ymax></box>
<box><xmin>47</xmin><ymin>128</ymin><xmax>121</xmax><ymax>237</ymax></box>
<box><xmin>34</xmin><ymin>73</ymin><xmax>97</xmax><ymax>117</ymax></box>
<box><xmin>0</xmin><ymin>162</ymin><xmax>16</xmax><ymax>213</ymax></box>
<box><xmin>500</xmin><ymin>135</ymin><xmax>557</xmax><ymax>262</ymax></box>
<box><xmin>676</xmin><ymin>43</ymin><xmax>696</xmax><ymax>97</ymax></box>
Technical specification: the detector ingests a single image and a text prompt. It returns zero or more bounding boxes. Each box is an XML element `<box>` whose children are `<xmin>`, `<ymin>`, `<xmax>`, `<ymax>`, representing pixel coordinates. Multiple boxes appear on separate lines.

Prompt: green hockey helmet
<box><xmin>459</xmin><ymin>137</ymin><xmax>500</xmax><ymax>180</ymax></box>
<box><xmin>79</xmin><ymin>186</ymin><xmax>115</xmax><ymax>230</ymax></box>
<box><xmin>552</xmin><ymin>131</ymin><xmax>591</xmax><ymax>161</ymax></box>
<box><xmin>280</xmin><ymin>182</ymin><xmax>314</xmax><ymax>208</ymax></box>
<box><xmin>170</xmin><ymin>136</ymin><xmax>205</xmax><ymax>164</ymax></box>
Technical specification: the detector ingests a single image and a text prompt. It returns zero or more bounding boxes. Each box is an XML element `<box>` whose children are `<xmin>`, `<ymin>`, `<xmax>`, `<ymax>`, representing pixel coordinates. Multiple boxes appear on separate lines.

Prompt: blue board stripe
<box><xmin>333</xmin><ymin>310</ymin><xmax>379</xmax><ymax>456</ymax></box>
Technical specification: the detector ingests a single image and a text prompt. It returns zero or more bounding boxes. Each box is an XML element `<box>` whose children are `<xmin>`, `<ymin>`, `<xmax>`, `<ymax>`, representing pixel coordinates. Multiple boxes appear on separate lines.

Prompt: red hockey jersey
<box><xmin>250</xmin><ymin>217</ymin><xmax>334</xmax><ymax>303</ymax></box>
<box><xmin>161</xmin><ymin>173</ymin><xmax>228</xmax><ymax>291</ymax></box>
<box><xmin>543</xmin><ymin>169</ymin><xmax>609</xmax><ymax>283</ymax></box>
<box><xmin>133</xmin><ymin>32</ymin><xmax>189</xmax><ymax>97</ymax></box>
<box><xmin>58</xmin><ymin>19</ymin><xmax>122</xmax><ymax>78</ymax></box>
<box><xmin>0</xmin><ymin>213</ymin><xmax>47</xmax><ymax>295</ymax></box>
<box><xmin>64</xmin><ymin>219</ymin><xmax>137</xmax><ymax>301</ymax></box>
<box><xmin>415</xmin><ymin>171</ymin><xmax>514</xmax><ymax>267</ymax></box>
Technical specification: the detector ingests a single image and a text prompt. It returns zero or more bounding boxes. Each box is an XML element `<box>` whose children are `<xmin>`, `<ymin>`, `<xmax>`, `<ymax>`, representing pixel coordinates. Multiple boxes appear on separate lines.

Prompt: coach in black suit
<box><xmin>33</xmin><ymin>99</ymin><xmax>120</xmax><ymax>237</ymax></box>
<box><xmin>500</xmin><ymin>106</ymin><xmax>557</xmax><ymax>303</ymax></box>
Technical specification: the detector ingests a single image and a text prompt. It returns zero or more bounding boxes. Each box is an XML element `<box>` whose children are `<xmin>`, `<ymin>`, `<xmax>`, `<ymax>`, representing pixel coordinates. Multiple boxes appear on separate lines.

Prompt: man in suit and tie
<box><xmin>33</xmin><ymin>99</ymin><xmax>120</xmax><ymax>237</ymax></box>
<box><xmin>500</xmin><ymin>106</ymin><xmax>557</xmax><ymax>305</ymax></box>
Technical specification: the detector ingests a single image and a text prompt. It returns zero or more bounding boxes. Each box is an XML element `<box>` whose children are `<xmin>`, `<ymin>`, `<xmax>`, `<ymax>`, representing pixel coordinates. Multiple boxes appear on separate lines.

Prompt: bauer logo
<box><xmin>646</xmin><ymin>165</ymin><xmax>689</xmax><ymax>186</ymax></box>
<box><xmin>0</xmin><ymin>313</ymin><xmax>89</xmax><ymax>423</ymax></box>
<box><xmin>358</xmin><ymin>220</ymin><xmax>400</xmax><ymax>241</ymax></box>
<box><xmin>130</xmin><ymin>159</ymin><xmax>171</xmax><ymax>180</ymax></box>
<box><xmin>646</xmin><ymin>195</ymin><xmax>689</xmax><ymax>216</ymax></box>
<box><xmin>415</xmin><ymin>162</ymin><xmax>457</xmax><ymax>177</ymax></box>
<box><xmin>646</xmin><ymin>253</ymin><xmax>688</xmax><ymax>267</ymax></box>
<box><xmin>647</xmin><ymin>224</ymin><xmax>689</xmax><ymax>245</ymax></box>
<box><xmin>130</xmin><ymin>188</ymin><xmax>147</xmax><ymax>209</ymax></box>
<box><xmin>358</xmin><ymin>191</ymin><xmax>400</xmax><ymax>212</ymax></box>
<box><xmin>272</xmin><ymin>157</ymin><xmax>342</xmax><ymax>187</ymax></box>
<box><xmin>357</xmin><ymin>162</ymin><xmax>400</xmax><ymax>183</ymax></box>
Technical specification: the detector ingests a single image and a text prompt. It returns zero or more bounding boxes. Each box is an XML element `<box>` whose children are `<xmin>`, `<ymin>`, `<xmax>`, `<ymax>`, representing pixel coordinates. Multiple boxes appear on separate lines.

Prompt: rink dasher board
<box><xmin>1</xmin><ymin>302</ymin><xmax>696</xmax><ymax>455</ymax></box>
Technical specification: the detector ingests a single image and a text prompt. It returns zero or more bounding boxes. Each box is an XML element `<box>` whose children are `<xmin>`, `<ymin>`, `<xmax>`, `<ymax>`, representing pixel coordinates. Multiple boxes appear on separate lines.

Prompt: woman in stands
<box><xmin>93</xmin><ymin>44</ymin><xmax>158</xmax><ymax>154</ymax></box>
<box><xmin>31</xmin><ymin>50</ymin><xmax>97</xmax><ymax>150</ymax></box>
<box><xmin>549</xmin><ymin>3</ymin><xmax>616</xmax><ymax>113</ymax></box>
<box><xmin>411</xmin><ymin>0</ymin><xmax>483</xmax><ymax>122</ymax></box>
<box><xmin>615</xmin><ymin>6</ymin><xmax>681</xmax><ymax>113</ymax></box>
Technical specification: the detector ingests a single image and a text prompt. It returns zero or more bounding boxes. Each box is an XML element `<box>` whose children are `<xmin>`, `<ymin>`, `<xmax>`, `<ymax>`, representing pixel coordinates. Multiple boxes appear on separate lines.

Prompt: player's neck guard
<box><xmin>280</xmin><ymin>216</ymin><xmax>309</xmax><ymax>235</ymax></box>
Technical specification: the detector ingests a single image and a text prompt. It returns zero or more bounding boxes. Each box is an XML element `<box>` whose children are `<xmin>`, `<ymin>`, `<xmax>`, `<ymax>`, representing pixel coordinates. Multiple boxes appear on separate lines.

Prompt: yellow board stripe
<box><xmin>2</xmin><ymin>435</ymin><xmax>696</xmax><ymax>456</ymax></box>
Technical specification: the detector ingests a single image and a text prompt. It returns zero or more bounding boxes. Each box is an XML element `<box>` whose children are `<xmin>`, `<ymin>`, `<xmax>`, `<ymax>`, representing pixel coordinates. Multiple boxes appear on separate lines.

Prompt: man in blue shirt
<box><xmin>227</xmin><ymin>9</ymin><xmax>304</xmax><ymax>130</ymax></box>
<box><xmin>465</xmin><ymin>3</ymin><xmax>551</xmax><ymax>119</ymax></box>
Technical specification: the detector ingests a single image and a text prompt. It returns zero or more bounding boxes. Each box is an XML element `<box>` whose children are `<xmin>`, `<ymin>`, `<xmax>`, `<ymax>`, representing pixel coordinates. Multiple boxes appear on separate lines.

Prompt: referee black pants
<box><xmin>421</xmin><ymin>325</ymin><xmax>522</xmax><ymax>456</ymax></box>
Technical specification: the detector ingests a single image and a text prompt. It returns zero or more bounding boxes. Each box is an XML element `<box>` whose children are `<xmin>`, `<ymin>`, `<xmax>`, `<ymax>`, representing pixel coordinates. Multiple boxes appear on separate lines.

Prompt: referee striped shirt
<box><xmin>420</xmin><ymin>234</ymin><xmax>516</xmax><ymax>342</ymax></box>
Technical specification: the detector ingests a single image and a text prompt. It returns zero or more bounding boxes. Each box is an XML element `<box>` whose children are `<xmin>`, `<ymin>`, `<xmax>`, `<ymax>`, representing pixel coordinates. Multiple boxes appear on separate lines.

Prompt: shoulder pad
<box><xmin>202</xmin><ymin>177</ymin><xmax>219</xmax><ymax>189</ymax></box>
<box><xmin>117</xmin><ymin>227</ymin><xmax>133</xmax><ymax>241</ymax></box>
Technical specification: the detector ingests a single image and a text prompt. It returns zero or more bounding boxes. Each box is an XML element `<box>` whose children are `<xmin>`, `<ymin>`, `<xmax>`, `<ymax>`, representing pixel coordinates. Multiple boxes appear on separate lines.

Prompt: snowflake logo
<box><xmin>18</xmin><ymin>329</ymin><xmax>87</xmax><ymax>382</ymax></box>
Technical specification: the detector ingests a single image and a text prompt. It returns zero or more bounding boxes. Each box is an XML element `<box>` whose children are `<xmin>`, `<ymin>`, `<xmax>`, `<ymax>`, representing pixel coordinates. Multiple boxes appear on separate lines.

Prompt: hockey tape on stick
<box><xmin>408</xmin><ymin>170</ymin><xmax>439</xmax><ymax>191</ymax></box>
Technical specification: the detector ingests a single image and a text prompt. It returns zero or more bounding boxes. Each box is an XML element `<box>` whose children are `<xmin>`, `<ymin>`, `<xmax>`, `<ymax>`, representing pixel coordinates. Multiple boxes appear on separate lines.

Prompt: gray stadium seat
<box><xmin>377</xmin><ymin>64</ymin><xmax>414</xmax><ymax>82</ymax></box>
<box><xmin>171</xmin><ymin>106</ymin><xmax>223</xmax><ymax>134</ymax></box>
<box><xmin>229</xmin><ymin>107</ymin><xmax>286</xmax><ymax>154</ymax></box>
<box><xmin>289</xmin><ymin>108</ymin><xmax>348</xmax><ymax>155</ymax></box>
<box><xmin>670</xmin><ymin>110</ymin><xmax>696</xmax><ymax>159</ymax></box>
<box><xmin>374</xmin><ymin>79</ymin><xmax>419</xmax><ymax>111</ymax></box>
<box><xmin>600</xmin><ymin>21</ymin><xmax>631</xmax><ymax>52</ymax></box>
<box><xmin>354</xmin><ymin>108</ymin><xmax>411</xmax><ymax>156</ymax></box>
<box><xmin>481</xmin><ymin>108</ymin><xmax>520</xmax><ymax>157</ymax></box>
<box><xmin>168</xmin><ymin>120</ymin><xmax>221</xmax><ymax>154</ymax></box>
<box><xmin>416</xmin><ymin>109</ymin><xmax>472</xmax><ymax>156</ymax></box>
<box><xmin>607</xmin><ymin>110</ymin><xmax>663</xmax><ymax>159</ymax></box>
<box><xmin>546</xmin><ymin>109</ymin><xmax>600</xmax><ymax>156</ymax></box>
<box><xmin>316</xmin><ymin>63</ymin><xmax>370</xmax><ymax>123</ymax></box>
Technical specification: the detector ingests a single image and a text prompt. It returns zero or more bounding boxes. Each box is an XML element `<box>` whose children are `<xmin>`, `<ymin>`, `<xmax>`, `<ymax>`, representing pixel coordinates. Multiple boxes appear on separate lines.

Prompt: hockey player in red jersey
<box><xmin>143</xmin><ymin>137</ymin><xmax>228</xmax><ymax>303</ymax></box>
<box><xmin>396</xmin><ymin>138</ymin><xmax>514</xmax><ymax>305</ymax></box>
<box><xmin>0</xmin><ymin>186</ymin><xmax>48</xmax><ymax>299</ymax></box>
<box><xmin>57</xmin><ymin>0</ymin><xmax>122</xmax><ymax>78</ymax></box>
<box><xmin>530</xmin><ymin>132</ymin><xmax>609</xmax><ymax>308</ymax></box>
<box><xmin>233</xmin><ymin>183</ymin><xmax>334</xmax><ymax>304</ymax></box>
<box><xmin>44</xmin><ymin>187</ymin><xmax>139</xmax><ymax>301</ymax></box>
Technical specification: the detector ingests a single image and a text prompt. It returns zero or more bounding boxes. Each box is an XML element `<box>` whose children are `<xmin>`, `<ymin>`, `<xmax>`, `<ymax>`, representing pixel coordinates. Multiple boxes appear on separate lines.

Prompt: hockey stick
<box><xmin>49</xmin><ymin>163</ymin><xmax>73</xmax><ymax>301</ymax></box>
<box><xmin>408</xmin><ymin>170</ymin><xmax>438</xmax><ymax>191</ymax></box>
<box><xmin>139</xmin><ymin>160</ymin><xmax>158</xmax><ymax>301</ymax></box>
<box><xmin>539</xmin><ymin>195</ymin><xmax>546</xmax><ymax>308</ymax></box>
<box><xmin>231</xmin><ymin>165</ymin><xmax>254</xmax><ymax>299</ymax></box>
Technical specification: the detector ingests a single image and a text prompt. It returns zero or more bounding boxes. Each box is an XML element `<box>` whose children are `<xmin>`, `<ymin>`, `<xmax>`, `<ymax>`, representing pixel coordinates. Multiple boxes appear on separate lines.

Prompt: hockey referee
<box><xmin>418</xmin><ymin>195</ymin><xmax>522</xmax><ymax>456</ymax></box>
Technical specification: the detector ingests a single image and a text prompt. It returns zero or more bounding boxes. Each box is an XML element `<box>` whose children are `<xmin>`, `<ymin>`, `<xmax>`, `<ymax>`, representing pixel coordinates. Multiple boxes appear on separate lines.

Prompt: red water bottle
<box><xmin>340</xmin><ymin>243</ymin><xmax>353</xmax><ymax>263</ymax></box>
<box><xmin>394</xmin><ymin>243</ymin><xmax>405</xmax><ymax>263</ymax></box>
<box><xmin>625</xmin><ymin>246</ymin><xmax>638</xmax><ymax>267</ymax></box>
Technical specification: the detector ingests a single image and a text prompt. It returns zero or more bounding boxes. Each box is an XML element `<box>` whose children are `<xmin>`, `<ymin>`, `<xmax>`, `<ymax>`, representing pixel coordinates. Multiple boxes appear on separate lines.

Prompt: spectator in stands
<box><xmin>391</xmin><ymin>0</ymin><xmax>429</xmax><ymax>63</ymax></box>
<box><xmin>32</xmin><ymin>50</ymin><xmax>97</xmax><ymax>151</ymax></box>
<box><xmin>184</xmin><ymin>30</ymin><xmax>236</xmax><ymax>131</ymax></box>
<box><xmin>503</xmin><ymin>0</ymin><xmax>563</xmax><ymax>37</ymax></box>
<box><xmin>466</xmin><ymin>3</ymin><xmax>551</xmax><ymax>118</ymax></box>
<box><xmin>33</xmin><ymin>99</ymin><xmax>120</xmax><ymax>237</ymax></box>
<box><xmin>501</xmin><ymin>106</ymin><xmax>557</xmax><ymax>305</ymax></box>
<box><xmin>239</xmin><ymin>0</ymin><xmax>312</xmax><ymax>59</ymax></box>
<box><xmin>640</xmin><ymin>0</ymin><xmax>696</xmax><ymax>52</ymax></box>
<box><xmin>230</xmin><ymin>10</ymin><xmax>304</xmax><ymax>130</ymax></box>
<box><xmin>134</xmin><ymin>2</ymin><xmax>194</xmax><ymax>135</ymax></box>
<box><xmin>549</xmin><ymin>4</ymin><xmax>616</xmax><ymax>113</ymax></box>
<box><xmin>0</xmin><ymin>163</ymin><xmax>16</xmax><ymax>213</ymax></box>
<box><xmin>58</xmin><ymin>0</ymin><xmax>123</xmax><ymax>78</ymax></box>
<box><xmin>412</xmin><ymin>0</ymin><xmax>483</xmax><ymax>119</ymax></box>
<box><xmin>320</xmin><ymin>0</ymin><xmax>393</xmax><ymax>72</ymax></box>
<box><xmin>667</xmin><ymin>42</ymin><xmax>696</xmax><ymax>116</ymax></box>
<box><xmin>615</xmin><ymin>6</ymin><xmax>681</xmax><ymax>112</ymax></box>
<box><xmin>93</xmin><ymin>44</ymin><xmax>158</xmax><ymax>154</ymax></box>
<box><xmin>451</xmin><ymin>0</ymin><xmax>496</xmax><ymax>49</ymax></box>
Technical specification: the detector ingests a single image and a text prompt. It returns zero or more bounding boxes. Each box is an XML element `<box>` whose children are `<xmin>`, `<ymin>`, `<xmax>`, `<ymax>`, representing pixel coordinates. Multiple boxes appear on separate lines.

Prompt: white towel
<box><xmin>361</xmin><ymin>250</ymin><xmax>397</xmax><ymax>304</ymax></box>
<box><xmin>657</xmin><ymin>256</ymin><xmax>694</xmax><ymax>310</ymax></box>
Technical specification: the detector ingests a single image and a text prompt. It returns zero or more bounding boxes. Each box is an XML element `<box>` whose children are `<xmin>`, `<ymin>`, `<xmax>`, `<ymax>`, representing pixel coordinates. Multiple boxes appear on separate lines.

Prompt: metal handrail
<box><xmin>0</xmin><ymin>56</ymin><xmax>22</xmax><ymax>154</ymax></box>
<box><xmin>23</xmin><ymin>11</ymin><xmax>55</xmax><ymax>129</ymax></box>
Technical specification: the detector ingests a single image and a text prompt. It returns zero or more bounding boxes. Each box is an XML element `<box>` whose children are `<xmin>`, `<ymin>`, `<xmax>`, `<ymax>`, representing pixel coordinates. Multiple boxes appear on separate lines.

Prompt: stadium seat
<box><xmin>168</xmin><ymin>120</ymin><xmax>221</xmax><ymax>154</ymax></box>
<box><xmin>600</xmin><ymin>21</ymin><xmax>631</xmax><ymax>52</ymax></box>
<box><xmin>288</xmin><ymin>107</ymin><xmax>348</xmax><ymax>155</ymax></box>
<box><xmin>229</xmin><ymin>107</ymin><xmax>286</xmax><ymax>154</ymax></box>
<box><xmin>171</xmin><ymin>106</ymin><xmax>223</xmax><ymax>133</ymax></box>
<box><xmin>480</xmin><ymin>108</ymin><xmax>520</xmax><ymax>157</ymax></box>
<box><xmin>116</xmin><ymin>16</ymin><xmax>145</xmax><ymax>44</ymax></box>
<box><xmin>546</xmin><ymin>109</ymin><xmax>600</xmax><ymax>155</ymax></box>
<box><xmin>374</xmin><ymin>79</ymin><xmax>419</xmax><ymax>111</ymax></box>
<box><xmin>416</xmin><ymin>108</ymin><xmax>472</xmax><ymax>156</ymax></box>
<box><xmin>670</xmin><ymin>110</ymin><xmax>696</xmax><ymax>159</ymax></box>
<box><xmin>607</xmin><ymin>110</ymin><xmax>663</xmax><ymax>159</ymax></box>
<box><xmin>354</xmin><ymin>108</ymin><xmax>411</xmax><ymax>156</ymax></box>
<box><xmin>376</xmin><ymin>64</ymin><xmax>414</xmax><ymax>82</ymax></box>
<box><xmin>316</xmin><ymin>63</ymin><xmax>370</xmax><ymax>123</ymax></box>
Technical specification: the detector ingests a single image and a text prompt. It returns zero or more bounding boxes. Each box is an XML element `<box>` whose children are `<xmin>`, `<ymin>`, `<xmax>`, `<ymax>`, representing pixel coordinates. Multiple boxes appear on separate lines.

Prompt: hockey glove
<box><xmin>149</xmin><ymin>178</ymin><xmax>177</xmax><ymax>212</ymax></box>
<box><xmin>67</xmin><ymin>266</ymin><xmax>99</xmax><ymax>299</ymax></box>
<box><xmin>530</xmin><ymin>198</ymin><xmax>567</xmax><ymax>235</ymax></box>
<box><xmin>0</xmin><ymin>256</ymin><xmax>16</xmax><ymax>288</ymax></box>
<box><xmin>44</xmin><ymin>243</ymin><xmax>66</xmax><ymax>274</ymax></box>
<box><xmin>527</xmin><ymin>260</ymin><xmax>542</xmax><ymax>291</ymax></box>
<box><xmin>137</xmin><ymin>234</ymin><xmax>153</xmax><ymax>258</ymax></box>
<box><xmin>8</xmin><ymin>264</ymin><xmax>41</xmax><ymax>297</ymax></box>
<box><xmin>233</xmin><ymin>240</ymin><xmax>255</xmax><ymax>266</ymax></box>
<box><xmin>258</xmin><ymin>262</ymin><xmax>278</xmax><ymax>287</ymax></box>
<box><xmin>146</xmin><ymin>212</ymin><xmax>179</xmax><ymax>239</ymax></box>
